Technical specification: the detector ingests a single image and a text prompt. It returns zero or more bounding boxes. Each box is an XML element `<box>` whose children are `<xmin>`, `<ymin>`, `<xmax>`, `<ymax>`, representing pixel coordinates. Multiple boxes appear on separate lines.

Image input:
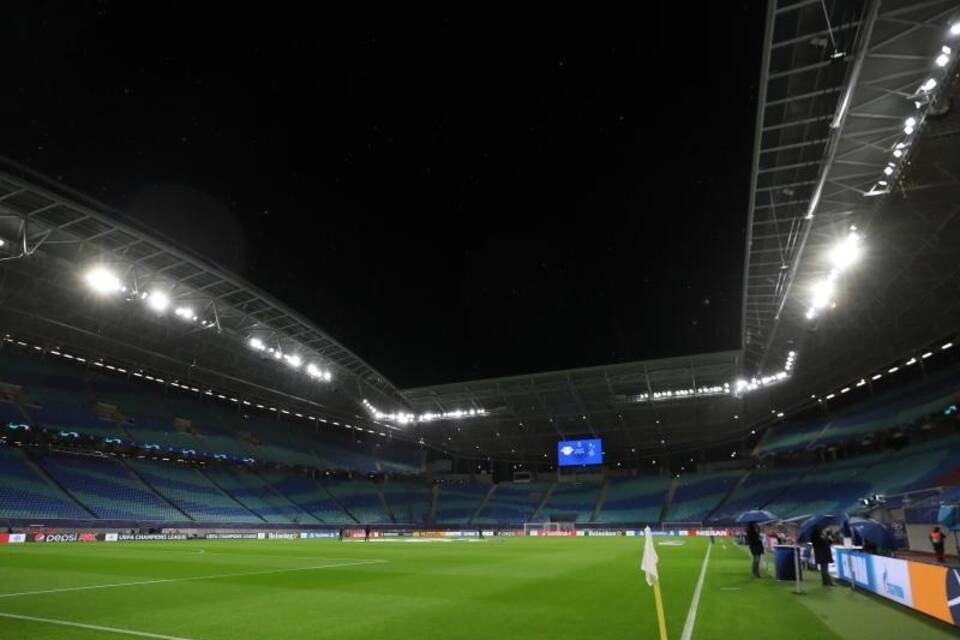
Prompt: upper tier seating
<box><xmin>0</xmin><ymin>446</ymin><xmax>90</xmax><ymax>519</ymax></box>
<box><xmin>39</xmin><ymin>453</ymin><xmax>183</xmax><ymax>521</ymax></box>
<box><xmin>594</xmin><ymin>476</ymin><xmax>670</xmax><ymax>524</ymax></box>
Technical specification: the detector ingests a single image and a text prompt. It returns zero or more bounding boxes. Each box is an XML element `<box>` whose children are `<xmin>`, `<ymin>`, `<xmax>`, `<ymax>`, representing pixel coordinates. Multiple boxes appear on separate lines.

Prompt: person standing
<box><xmin>812</xmin><ymin>526</ymin><xmax>834</xmax><ymax>586</ymax></box>
<box><xmin>930</xmin><ymin>526</ymin><xmax>946</xmax><ymax>563</ymax></box>
<box><xmin>338</xmin><ymin>528</ymin><xmax>344</xmax><ymax>542</ymax></box>
<box><xmin>364</xmin><ymin>526</ymin><xmax>371</xmax><ymax>542</ymax></box>
<box><xmin>746</xmin><ymin>522</ymin><xmax>763</xmax><ymax>578</ymax></box>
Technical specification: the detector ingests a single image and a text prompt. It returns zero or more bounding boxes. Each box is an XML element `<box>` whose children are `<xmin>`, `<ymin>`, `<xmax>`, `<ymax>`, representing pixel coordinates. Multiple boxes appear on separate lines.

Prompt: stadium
<box><xmin>2</xmin><ymin>2</ymin><xmax>960</xmax><ymax>639</ymax></box>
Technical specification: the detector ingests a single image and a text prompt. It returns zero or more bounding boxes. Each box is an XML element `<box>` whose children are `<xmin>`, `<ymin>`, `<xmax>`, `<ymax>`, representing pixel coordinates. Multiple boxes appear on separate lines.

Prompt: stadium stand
<box><xmin>379</xmin><ymin>480</ymin><xmax>432</xmax><ymax>524</ymax></box>
<box><xmin>323</xmin><ymin>480</ymin><xmax>392</xmax><ymax>524</ymax></box>
<box><xmin>474</xmin><ymin>482</ymin><xmax>553</xmax><ymax>525</ymax></box>
<box><xmin>0</xmin><ymin>445</ymin><xmax>91</xmax><ymax>519</ymax></box>
<box><xmin>433</xmin><ymin>481</ymin><xmax>490</xmax><ymax>525</ymax></box>
<box><xmin>666</xmin><ymin>471</ymin><xmax>742</xmax><ymax>522</ymax></box>
<box><xmin>202</xmin><ymin>467</ymin><xmax>319</xmax><ymax>523</ymax></box>
<box><xmin>126</xmin><ymin>460</ymin><xmax>262</xmax><ymax>522</ymax></box>
<box><xmin>261</xmin><ymin>472</ymin><xmax>355</xmax><ymax>524</ymax></box>
<box><xmin>38</xmin><ymin>452</ymin><xmax>184</xmax><ymax>521</ymax></box>
<box><xmin>593</xmin><ymin>476</ymin><xmax>670</xmax><ymax>524</ymax></box>
<box><xmin>535</xmin><ymin>478</ymin><xmax>603</xmax><ymax>523</ymax></box>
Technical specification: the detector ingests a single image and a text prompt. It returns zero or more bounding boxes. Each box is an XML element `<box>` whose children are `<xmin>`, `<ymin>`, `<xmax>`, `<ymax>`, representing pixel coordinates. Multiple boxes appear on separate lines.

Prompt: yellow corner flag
<box><xmin>642</xmin><ymin>526</ymin><xmax>668</xmax><ymax>640</ymax></box>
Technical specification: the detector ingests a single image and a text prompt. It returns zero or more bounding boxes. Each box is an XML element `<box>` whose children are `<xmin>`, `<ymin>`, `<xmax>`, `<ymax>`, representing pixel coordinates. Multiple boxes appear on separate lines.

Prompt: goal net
<box><xmin>523</xmin><ymin>522</ymin><xmax>576</xmax><ymax>536</ymax></box>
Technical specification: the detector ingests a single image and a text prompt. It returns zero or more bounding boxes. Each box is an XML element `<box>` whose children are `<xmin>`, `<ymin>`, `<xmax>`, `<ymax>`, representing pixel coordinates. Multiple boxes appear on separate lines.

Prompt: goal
<box><xmin>523</xmin><ymin>522</ymin><xmax>576</xmax><ymax>537</ymax></box>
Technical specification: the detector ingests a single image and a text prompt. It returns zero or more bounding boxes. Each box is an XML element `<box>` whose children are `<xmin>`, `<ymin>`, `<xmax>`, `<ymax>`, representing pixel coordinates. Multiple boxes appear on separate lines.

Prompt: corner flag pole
<box><xmin>642</xmin><ymin>526</ymin><xmax>668</xmax><ymax>640</ymax></box>
<box><xmin>653</xmin><ymin>579</ymin><xmax>668</xmax><ymax>640</ymax></box>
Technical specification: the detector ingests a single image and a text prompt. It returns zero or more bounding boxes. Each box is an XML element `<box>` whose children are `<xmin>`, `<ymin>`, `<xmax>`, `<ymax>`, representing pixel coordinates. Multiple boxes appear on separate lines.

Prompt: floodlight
<box><xmin>174</xmin><ymin>306</ymin><xmax>196</xmax><ymax>321</ymax></box>
<box><xmin>905</xmin><ymin>116</ymin><xmax>917</xmax><ymax>127</ymax></box>
<box><xmin>146</xmin><ymin>290</ymin><xmax>170</xmax><ymax>312</ymax></box>
<box><xmin>920</xmin><ymin>78</ymin><xmax>937</xmax><ymax>92</ymax></box>
<box><xmin>811</xmin><ymin>278</ymin><xmax>835</xmax><ymax>309</ymax></box>
<box><xmin>936</xmin><ymin>53</ymin><xmax>949</xmax><ymax>67</ymax></box>
<box><xmin>0</xmin><ymin>238</ymin><xmax>5</xmax><ymax>247</ymax></box>
<box><xmin>285</xmin><ymin>354</ymin><xmax>302</xmax><ymax>369</ymax></box>
<box><xmin>248</xmin><ymin>337</ymin><xmax>266</xmax><ymax>351</ymax></box>
<box><xmin>951</xmin><ymin>22</ymin><xmax>960</xmax><ymax>36</ymax></box>
<box><xmin>883</xmin><ymin>166</ymin><xmax>894</xmax><ymax>176</ymax></box>
<box><xmin>306</xmin><ymin>363</ymin><xmax>321</xmax><ymax>377</ymax></box>
<box><xmin>84</xmin><ymin>266</ymin><xmax>123</xmax><ymax>294</ymax></box>
<box><xmin>893</xmin><ymin>149</ymin><xmax>903</xmax><ymax>158</ymax></box>
<box><xmin>829</xmin><ymin>231</ymin><xmax>862</xmax><ymax>271</ymax></box>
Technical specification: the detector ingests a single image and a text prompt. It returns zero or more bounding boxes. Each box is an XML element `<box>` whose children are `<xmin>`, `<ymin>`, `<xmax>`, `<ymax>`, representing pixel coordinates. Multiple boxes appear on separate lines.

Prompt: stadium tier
<box><xmin>433</xmin><ymin>481</ymin><xmax>490</xmax><ymax>525</ymax></box>
<box><xmin>474</xmin><ymin>482</ymin><xmax>554</xmax><ymax>525</ymax></box>
<box><xmin>38</xmin><ymin>452</ymin><xmax>184</xmax><ymax>521</ymax></box>
<box><xmin>202</xmin><ymin>467</ymin><xmax>320</xmax><ymax>524</ymax></box>
<box><xmin>593</xmin><ymin>476</ymin><xmax>670</xmax><ymax>524</ymax></box>
<box><xmin>535</xmin><ymin>478</ymin><xmax>604</xmax><ymax>522</ymax></box>
<box><xmin>665</xmin><ymin>471</ymin><xmax>742</xmax><ymax>523</ymax></box>
<box><xmin>125</xmin><ymin>460</ymin><xmax>262</xmax><ymax>523</ymax></box>
<box><xmin>260</xmin><ymin>472</ymin><xmax>355</xmax><ymax>524</ymax></box>
<box><xmin>0</xmin><ymin>446</ymin><xmax>91</xmax><ymax>519</ymax></box>
<box><xmin>323</xmin><ymin>480</ymin><xmax>392</xmax><ymax>524</ymax></box>
<box><xmin>379</xmin><ymin>480</ymin><xmax>432</xmax><ymax>524</ymax></box>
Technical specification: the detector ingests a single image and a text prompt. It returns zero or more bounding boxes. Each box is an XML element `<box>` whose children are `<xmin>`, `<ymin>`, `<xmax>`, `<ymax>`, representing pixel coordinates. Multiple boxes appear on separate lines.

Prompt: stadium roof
<box><xmin>0</xmin><ymin>158</ymin><xmax>407</xmax><ymax>424</ymax></box>
<box><xmin>742</xmin><ymin>0</ymin><xmax>960</xmax><ymax>409</ymax></box>
<box><xmin>401</xmin><ymin>350</ymin><xmax>762</xmax><ymax>462</ymax></box>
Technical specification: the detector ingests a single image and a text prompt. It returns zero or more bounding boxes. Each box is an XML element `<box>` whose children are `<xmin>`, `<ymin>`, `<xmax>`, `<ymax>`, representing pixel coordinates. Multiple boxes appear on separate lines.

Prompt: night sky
<box><xmin>5</xmin><ymin>3</ymin><xmax>764</xmax><ymax>388</ymax></box>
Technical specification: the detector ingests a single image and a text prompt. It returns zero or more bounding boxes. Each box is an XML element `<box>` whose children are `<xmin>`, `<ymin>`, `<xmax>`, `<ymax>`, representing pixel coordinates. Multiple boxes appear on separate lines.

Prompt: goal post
<box><xmin>523</xmin><ymin>521</ymin><xmax>576</xmax><ymax>536</ymax></box>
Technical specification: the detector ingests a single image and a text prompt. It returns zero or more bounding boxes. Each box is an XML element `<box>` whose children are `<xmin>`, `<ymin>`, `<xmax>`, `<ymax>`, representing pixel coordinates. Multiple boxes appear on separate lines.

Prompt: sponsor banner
<box><xmin>0</xmin><ymin>533</ymin><xmax>23</xmax><ymax>544</ymax></box>
<box><xmin>32</xmin><ymin>533</ymin><xmax>78</xmax><ymax>543</ymax></box>
<box><xmin>205</xmin><ymin>533</ymin><xmax>262</xmax><ymax>540</ymax></box>
<box><xmin>836</xmin><ymin>549</ymin><xmax>960</xmax><ymax>628</ymax></box>
<box><xmin>300</xmin><ymin>531</ymin><xmax>337</xmax><ymax>539</ymax></box>
<box><xmin>104</xmin><ymin>533</ymin><xmax>119</xmax><ymax>542</ymax></box>
<box><xmin>118</xmin><ymin>534</ymin><xmax>188</xmax><ymax>541</ymax></box>
<box><xmin>267</xmin><ymin>533</ymin><xmax>299</xmax><ymax>540</ymax></box>
<box><xmin>78</xmin><ymin>533</ymin><xmax>97</xmax><ymax>542</ymax></box>
<box><xmin>873</xmin><ymin>555</ymin><xmax>913</xmax><ymax>607</ymax></box>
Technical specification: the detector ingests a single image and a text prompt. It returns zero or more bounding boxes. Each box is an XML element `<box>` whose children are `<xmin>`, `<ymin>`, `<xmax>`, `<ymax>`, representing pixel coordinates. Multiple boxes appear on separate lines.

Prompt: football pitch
<box><xmin>0</xmin><ymin>536</ymin><xmax>955</xmax><ymax>639</ymax></box>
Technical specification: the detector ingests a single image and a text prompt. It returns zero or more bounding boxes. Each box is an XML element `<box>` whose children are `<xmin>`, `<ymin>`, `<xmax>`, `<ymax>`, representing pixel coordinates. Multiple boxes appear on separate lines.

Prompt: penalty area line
<box><xmin>680</xmin><ymin>542</ymin><xmax>712</xmax><ymax>640</ymax></box>
<box><xmin>0</xmin><ymin>612</ymin><xmax>197</xmax><ymax>640</ymax></box>
<box><xmin>0</xmin><ymin>558</ymin><xmax>388</xmax><ymax>600</ymax></box>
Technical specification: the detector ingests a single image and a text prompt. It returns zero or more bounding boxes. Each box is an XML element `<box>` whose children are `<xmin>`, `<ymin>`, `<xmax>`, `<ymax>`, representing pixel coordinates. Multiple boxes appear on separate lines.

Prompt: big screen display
<box><xmin>557</xmin><ymin>438</ymin><xmax>603</xmax><ymax>466</ymax></box>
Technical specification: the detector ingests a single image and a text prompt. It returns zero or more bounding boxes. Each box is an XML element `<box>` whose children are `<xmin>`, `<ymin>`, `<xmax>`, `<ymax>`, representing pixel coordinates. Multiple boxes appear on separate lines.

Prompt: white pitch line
<box><xmin>0</xmin><ymin>558</ymin><xmax>387</xmax><ymax>600</ymax></box>
<box><xmin>0</xmin><ymin>612</ymin><xmax>197</xmax><ymax>640</ymax></box>
<box><xmin>680</xmin><ymin>542</ymin><xmax>712</xmax><ymax>640</ymax></box>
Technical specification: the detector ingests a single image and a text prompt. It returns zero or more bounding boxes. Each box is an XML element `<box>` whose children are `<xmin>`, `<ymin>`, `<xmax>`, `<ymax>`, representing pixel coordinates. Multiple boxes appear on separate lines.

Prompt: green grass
<box><xmin>0</xmin><ymin>536</ymin><xmax>955</xmax><ymax>639</ymax></box>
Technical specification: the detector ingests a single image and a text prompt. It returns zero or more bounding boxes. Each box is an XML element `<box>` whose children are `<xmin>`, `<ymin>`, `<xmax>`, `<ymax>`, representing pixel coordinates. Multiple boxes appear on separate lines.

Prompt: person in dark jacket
<box><xmin>812</xmin><ymin>526</ymin><xmax>834</xmax><ymax>586</ymax></box>
<box><xmin>746</xmin><ymin>522</ymin><xmax>763</xmax><ymax>577</ymax></box>
<box><xmin>930</xmin><ymin>526</ymin><xmax>946</xmax><ymax>563</ymax></box>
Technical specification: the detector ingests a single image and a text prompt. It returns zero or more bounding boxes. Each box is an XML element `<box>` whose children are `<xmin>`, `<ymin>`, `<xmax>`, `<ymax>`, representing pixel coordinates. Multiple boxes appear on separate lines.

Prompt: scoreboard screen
<box><xmin>557</xmin><ymin>439</ymin><xmax>603</xmax><ymax>466</ymax></box>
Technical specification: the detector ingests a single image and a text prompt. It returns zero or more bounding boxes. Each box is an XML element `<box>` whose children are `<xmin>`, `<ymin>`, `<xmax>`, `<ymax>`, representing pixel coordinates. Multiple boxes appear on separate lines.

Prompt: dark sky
<box><xmin>5</xmin><ymin>3</ymin><xmax>763</xmax><ymax>388</ymax></box>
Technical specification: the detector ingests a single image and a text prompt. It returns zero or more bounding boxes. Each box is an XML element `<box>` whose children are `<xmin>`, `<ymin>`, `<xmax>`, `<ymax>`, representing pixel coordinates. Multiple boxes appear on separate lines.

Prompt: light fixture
<box><xmin>248</xmin><ymin>337</ymin><xmax>266</xmax><ymax>351</ymax></box>
<box><xmin>951</xmin><ymin>22</ymin><xmax>960</xmax><ymax>36</ymax></box>
<box><xmin>829</xmin><ymin>231</ymin><xmax>862</xmax><ymax>271</ymax></box>
<box><xmin>920</xmin><ymin>78</ymin><xmax>937</xmax><ymax>92</ymax></box>
<box><xmin>146</xmin><ymin>290</ymin><xmax>170</xmax><ymax>313</ymax></box>
<box><xmin>936</xmin><ymin>53</ymin><xmax>950</xmax><ymax>67</ymax></box>
<box><xmin>811</xmin><ymin>278</ymin><xmax>835</xmax><ymax>310</ymax></box>
<box><xmin>84</xmin><ymin>266</ymin><xmax>123</xmax><ymax>294</ymax></box>
<box><xmin>284</xmin><ymin>354</ymin><xmax>303</xmax><ymax>369</ymax></box>
<box><xmin>174</xmin><ymin>306</ymin><xmax>196</xmax><ymax>321</ymax></box>
<box><xmin>884</xmin><ymin>165</ymin><xmax>894</xmax><ymax>176</ymax></box>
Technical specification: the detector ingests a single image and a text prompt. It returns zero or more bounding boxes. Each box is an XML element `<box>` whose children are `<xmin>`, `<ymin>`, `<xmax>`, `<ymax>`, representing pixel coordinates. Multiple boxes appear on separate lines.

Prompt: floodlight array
<box><xmin>362</xmin><ymin>398</ymin><xmax>487</xmax><ymax>425</ymax></box>
<box><xmin>80</xmin><ymin>264</ymin><xmax>333</xmax><ymax>386</ymax></box>
<box><xmin>806</xmin><ymin>227</ymin><xmax>862</xmax><ymax>320</ymax></box>
<box><xmin>806</xmin><ymin>338</ymin><xmax>954</xmax><ymax>405</ymax></box>
<box><xmin>866</xmin><ymin>24</ymin><xmax>958</xmax><ymax>197</ymax></box>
